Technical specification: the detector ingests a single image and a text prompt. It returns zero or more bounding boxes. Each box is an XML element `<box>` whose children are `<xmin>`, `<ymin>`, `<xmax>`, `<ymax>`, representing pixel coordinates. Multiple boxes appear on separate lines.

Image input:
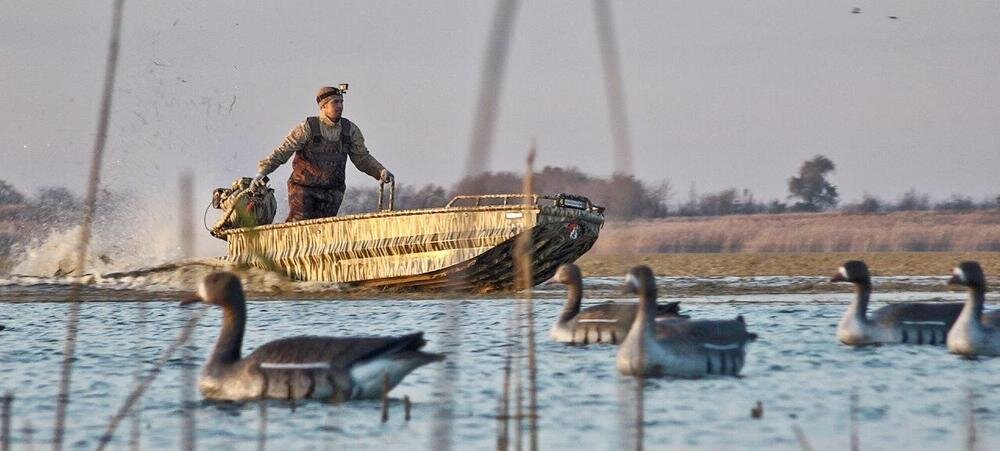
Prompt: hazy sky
<box><xmin>4</xmin><ymin>0</ymin><xmax>1000</xmax><ymax>207</ymax></box>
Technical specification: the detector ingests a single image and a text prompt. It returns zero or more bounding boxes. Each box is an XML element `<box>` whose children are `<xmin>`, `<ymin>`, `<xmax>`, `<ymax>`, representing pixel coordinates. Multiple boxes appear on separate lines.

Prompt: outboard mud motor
<box><xmin>209</xmin><ymin>176</ymin><xmax>277</xmax><ymax>238</ymax></box>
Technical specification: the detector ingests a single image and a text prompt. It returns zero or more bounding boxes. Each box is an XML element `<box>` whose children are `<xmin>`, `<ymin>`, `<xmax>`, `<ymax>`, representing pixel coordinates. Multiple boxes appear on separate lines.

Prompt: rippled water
<box><xmin>1</xmin><ymin>277</ymin><xmax>998</xmax><ymax>450</ymax></box>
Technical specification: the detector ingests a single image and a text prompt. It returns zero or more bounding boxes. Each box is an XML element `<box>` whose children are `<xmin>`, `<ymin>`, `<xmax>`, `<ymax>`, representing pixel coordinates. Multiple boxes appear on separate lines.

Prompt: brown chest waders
<box><xmin>286</xmin><ymin>116</ymin><xmax>353</xmax><ymax>222</ymax></box>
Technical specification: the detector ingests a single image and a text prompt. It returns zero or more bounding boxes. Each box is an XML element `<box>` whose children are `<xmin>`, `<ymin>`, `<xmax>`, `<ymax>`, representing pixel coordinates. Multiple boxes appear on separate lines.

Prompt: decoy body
<box><xmin>833</xmin><ymin>260</ymin><xmax>962</xmax><ymax>346</ymax></box>
<box><xmin>946</xmin><ymin>261</ymin><xmax>1000</xmax><ymax>357</ymax></box>
<box><xmin>183</xmin><ymin>272</ymin><xmax>444</xmax><ymax>402</ymax></box>
<box><xmin>616</xmin><ymin>266</ymin><xmax>756</xmax><ymax>378</ymax></box>
<box><xmin>549</xmin><ymin>263</ymin><xmax>685</xmax><ymax>345</ymax></box>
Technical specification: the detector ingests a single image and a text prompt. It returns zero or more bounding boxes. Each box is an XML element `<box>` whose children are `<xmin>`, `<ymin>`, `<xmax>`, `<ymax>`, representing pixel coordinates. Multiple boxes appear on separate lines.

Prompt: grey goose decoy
<box><xmin>832</xmin><ymin>260</ymin><xmax>962</xmax><ymax>346</ymax></box>
<box><xmin>183</xmin><ymin>272</ymin><xmax>444</xmax><ymax>402</ymax></box>
<box><xmin>549</xmin><ymin>263</ymin><xmax>685</xmax><ymax>345</ymax></box>
<box><xmin>946</xmin><ymin>261</ymin><xmax>1000</xmax><ymax>357</ymax></box>
<box><xmin>616</xmin><ymin>266</ymin><xmax>756</xmax><ymax>378</ymax></box>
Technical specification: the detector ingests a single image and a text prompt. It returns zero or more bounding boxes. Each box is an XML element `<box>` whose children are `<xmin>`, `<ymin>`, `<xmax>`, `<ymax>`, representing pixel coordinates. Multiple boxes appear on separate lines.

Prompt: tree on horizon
<box><xmin>788</xmin><ymin>155</ymin><xmax>839</xmax><ymax>212</ymax></box>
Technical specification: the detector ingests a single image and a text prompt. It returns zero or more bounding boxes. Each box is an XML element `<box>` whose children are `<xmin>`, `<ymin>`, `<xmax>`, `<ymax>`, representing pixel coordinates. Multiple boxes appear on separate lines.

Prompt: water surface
<box><xmin>1</xmin><ymin>277</ymin><xmax>997</xmax><ymax>450</ymax></box>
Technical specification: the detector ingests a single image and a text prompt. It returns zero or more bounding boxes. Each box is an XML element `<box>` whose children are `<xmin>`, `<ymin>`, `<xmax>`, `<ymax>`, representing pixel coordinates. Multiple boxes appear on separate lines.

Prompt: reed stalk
<box><xmin>179</xmin><ymin>172</ymin><xmax>197</xmax><ymax>451</ymax></box>
<box><xmin>257</xmin><ymin>401</ymin><xmax>267</xmax><ymax>451</ymax></box>
<box><xmin>381</xmin><ymin>372</ymin><xmax>390</xmax><ymax>423</ymax></box>
<box><xmin>850</xmin><ymin>390</ymin><xmax>859</xmax><ymax>451</ymax></box>
<box><xmin>635</xmin><ymin>377</ymin><xmax>645</xmax><ymax>451</ymax></box>
<box><xmin>965</xmin><ymin>387</ymin><xmax>977</xmax><ymax>451</ymax></box>
<box><xmin>21</xmin><ymin>421</ymin><xmax>33</xmax><ymax>451</ymax></box>
<box><xmin>496</xmin><ymin>339</ymin><xmax>512</xmax><ymax>450</ymax></box>
<box><xmin>180</xmin><ymin>316</ymin><xmax>196</xmax><ymax>451</ymax></box>
<box><xmin>429</xmin><ymin>302</ymin><xmax>461</xmax><ymax>451</ymax></box>
<box><xmin>128</xmin><ymin>302</ymin><xmax>149</xmax><ymax>451</ymax></box>
<box><xmin>463</xmin><ymin>0</ymin><xmax>521</xmax><ymax>176</ymax></box>
<box><xmin>95</xmin><ymin>309</ymin><xmax>204</xmax><ymax>451</ymax></box>
<box><xmin>1</xmin><ymin>392</ymin><xmax>11</xmax><ymax>451</ymax></box>
<box><xmin>593</xmin><ymin>0</ymin><xmax>633</xmax><ymax>176</ymax></box>
<box><xmin>53</xmin><ymin>2</ymin><xmax>125</xmax><ymax>449</ymax></box>
<box><xmin>791</xmin><ymin>424</ymin><xmax>815</xmax><ymax>451</ymax></box>
<box><xmin>514</xmin><ymin>148</ymin><xmax>539</xmax><ymax>451</ymax></box>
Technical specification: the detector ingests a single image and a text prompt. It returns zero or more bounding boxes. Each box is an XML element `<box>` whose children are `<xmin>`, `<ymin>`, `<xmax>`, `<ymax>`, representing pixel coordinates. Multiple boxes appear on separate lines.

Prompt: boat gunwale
<box><xmin>220</xmin><ymin>203</ymin><xmax>605</xmax><ymax>237</ymax></box>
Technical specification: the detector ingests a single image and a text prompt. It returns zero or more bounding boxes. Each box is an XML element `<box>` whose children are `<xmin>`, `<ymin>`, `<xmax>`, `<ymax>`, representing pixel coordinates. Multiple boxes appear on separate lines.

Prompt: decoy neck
<box><xmin>552</xmin><ymin>264</ymin><xmax>584</xmax><ymax>323</ymax></box>
<box><xmin>182</xmin><ymin>272</ymin><xmax>247</xmax><ymax>365</ymax></box>
<box><xmin>832</xmin><ymin>260</ymin><xmax>872</xmax><ymax>318</ymax></box>
<box><xmin>949</xmin><ymin>261</ymin><xmax>986</xmax><ymax>322</ymax></box>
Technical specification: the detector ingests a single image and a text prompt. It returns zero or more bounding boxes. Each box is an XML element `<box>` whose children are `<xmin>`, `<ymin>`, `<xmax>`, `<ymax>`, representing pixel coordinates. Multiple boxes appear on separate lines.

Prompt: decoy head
<box><xmin>831</xmin><ymin>260</ymin><xmax>870</xmax><ymax>284</ymax></box>
<box><xmin>948</xmin><ymin>261</ymin><xmax>985</xmax><ymax>289</ymax></box>
<box><xmin>623</xmin><ymin>265</ymin><xmax>657</xmax><ymax>296</ymax></box>
<box><xmin>551</xmin><ymin>263</ymin><xmax>582</xmax><ymax>285</ymax></box>
<box><xmin>181</xmin><ymin>272</ymin><xmax>245</xmax><ymax>307</ymax></box>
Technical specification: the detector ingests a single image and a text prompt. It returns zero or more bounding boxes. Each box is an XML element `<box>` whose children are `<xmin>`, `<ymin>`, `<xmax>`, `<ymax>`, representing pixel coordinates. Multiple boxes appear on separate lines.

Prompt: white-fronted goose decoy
<box><xmin>947</xmin><ymin>261</ymin><xmax>1000</xmax><ymax>357</ymax></box>
<box><xmin>832</xmin><ymin>260</ymin><xmax>962</xmax><ymax>346</ymax></box>
<box><xmin>183</xmin><ymin>272</ymin><xmax>444</xmax><ymax>402</ymax></box>
<box><xmin>549</xmin><ymin>263</ymin><xmax>685</xmax><ymax>345</ymax></box>
<box><xmin>616</xmin><ymin>266</ymin><xmax>756</xmax><ymax>378</ymax></box>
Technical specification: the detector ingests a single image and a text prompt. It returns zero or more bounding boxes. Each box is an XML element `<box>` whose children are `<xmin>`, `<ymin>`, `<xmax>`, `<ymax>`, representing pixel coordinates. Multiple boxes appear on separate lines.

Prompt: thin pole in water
<box><xmin>1</xmin><ymin>392</ymin><xmax>12</xmax><ymax>451</ymax></box>
<box><xmin>53</xmin><ymin>1</ymin><xmax>126</xmax><ymax>449</ymax></box>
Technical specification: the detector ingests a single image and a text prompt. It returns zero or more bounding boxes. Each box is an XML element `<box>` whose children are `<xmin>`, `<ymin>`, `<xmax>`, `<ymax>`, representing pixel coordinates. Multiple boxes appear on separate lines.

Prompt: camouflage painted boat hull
<box><xmin>220</xmin><ymin>196</ymin><xmax>604</xmax><ymax>291</ymax></box>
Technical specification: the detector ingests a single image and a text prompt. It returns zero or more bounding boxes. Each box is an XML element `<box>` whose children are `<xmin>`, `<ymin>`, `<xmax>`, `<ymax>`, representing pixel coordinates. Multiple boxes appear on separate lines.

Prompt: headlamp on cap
<box><xmin>316</xmin><ymin>84</ymin><xmax>349</xmax><ymax>105</ymax></box>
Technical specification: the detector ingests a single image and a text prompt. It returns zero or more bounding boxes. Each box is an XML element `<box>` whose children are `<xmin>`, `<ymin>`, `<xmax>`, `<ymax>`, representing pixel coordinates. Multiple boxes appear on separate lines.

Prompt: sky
<box><xmin>3</xmin><ymin>0</ymin><xmax>999</xmax><ymax>209</ymax></box>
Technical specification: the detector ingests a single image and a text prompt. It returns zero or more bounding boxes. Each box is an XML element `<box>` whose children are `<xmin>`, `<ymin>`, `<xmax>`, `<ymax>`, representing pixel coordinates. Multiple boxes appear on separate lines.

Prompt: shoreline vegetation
<box><xmin>577</xmin><ymin>252</ymin><xmax>1000</xmax><ymax>278</ymax></box>
<box><xmin>592</xmin><ymin>211</ymin><xmax>1000</xmax><ymax>254</ymax></box>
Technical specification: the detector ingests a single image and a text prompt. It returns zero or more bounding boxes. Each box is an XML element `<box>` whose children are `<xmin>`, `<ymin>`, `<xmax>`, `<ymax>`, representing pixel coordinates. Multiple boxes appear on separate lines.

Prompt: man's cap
<box><xmin>316</xmin><ymin>86</ymin><xmax>345</xmax><ymax>105</ymax></box>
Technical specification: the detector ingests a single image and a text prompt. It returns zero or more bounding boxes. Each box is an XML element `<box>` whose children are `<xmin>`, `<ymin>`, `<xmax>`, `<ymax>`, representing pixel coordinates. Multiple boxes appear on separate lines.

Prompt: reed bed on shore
<box><xmin>577</xmin><ymin>252</ymin><xmax>1000</xmax><ymax>278</ymax></box>
<box><xmin>593</xmin><ymin>211</ymin><xmax>1000</xmax><ymax>254</ymax></box>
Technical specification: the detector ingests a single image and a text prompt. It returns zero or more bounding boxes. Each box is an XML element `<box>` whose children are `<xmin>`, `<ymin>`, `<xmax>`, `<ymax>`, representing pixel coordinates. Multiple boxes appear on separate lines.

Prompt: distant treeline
<box><xmin>338</xmin><ymin>166</ymin><xmax>999</xmax><ymax>220</ymax></box>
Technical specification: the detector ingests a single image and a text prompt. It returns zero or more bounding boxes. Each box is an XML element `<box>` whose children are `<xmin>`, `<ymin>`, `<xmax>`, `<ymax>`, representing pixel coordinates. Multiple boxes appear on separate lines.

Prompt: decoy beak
<box><xmin>830</xmin><ymin>272</ymin><xmax>846</xmax><ymax>283</ymax></box>
<box><xmin>180</xmin><ymin>292</ymin><xmax>203</xmax><ymax>305</ymax></box>
<box><xmin>946</xmin><ymin>274</ymin><xmax>962</xmax><ymax>286</ymax></box>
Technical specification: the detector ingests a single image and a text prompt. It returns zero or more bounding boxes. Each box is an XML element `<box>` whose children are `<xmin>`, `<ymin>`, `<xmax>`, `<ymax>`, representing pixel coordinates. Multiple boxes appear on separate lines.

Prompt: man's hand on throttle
<box><xmin>379</xmin><ymin>169</ymin><xmax>394</xmax><ymax>184</ymax></box>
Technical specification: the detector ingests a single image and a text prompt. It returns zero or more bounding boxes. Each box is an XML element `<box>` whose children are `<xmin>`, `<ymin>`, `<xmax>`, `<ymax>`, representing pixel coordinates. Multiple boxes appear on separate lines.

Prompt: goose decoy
<box><xmin>183</xmin><ymin>272</ymin><xmax>444</xmax><ymax>402</ymax></box>
<box><xmin>946</xmin><ymin>261</ymin><xmax>1000</xmax><ymax>357</ymax></box>
<box><xmin>549</xmin><ymin>263</ymin><xmax>685</xmax><ymax>345</ymax></box>
<box><xmin>616</xmin><ymin>266</ymin><xmax>756</xmax><ymax>378</ymax></box>
<box><xmin>832</xmin><ymin>260</ymin><xmax>962</xmax><ymax>346</ymax></box>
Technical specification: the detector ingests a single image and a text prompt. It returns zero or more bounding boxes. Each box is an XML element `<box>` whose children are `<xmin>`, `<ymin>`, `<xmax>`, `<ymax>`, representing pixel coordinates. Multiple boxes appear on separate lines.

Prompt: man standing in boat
<box><xmin>253</xmin><ymin>85</ymin><xmax>394</xmax><ymax>222</ymax></box>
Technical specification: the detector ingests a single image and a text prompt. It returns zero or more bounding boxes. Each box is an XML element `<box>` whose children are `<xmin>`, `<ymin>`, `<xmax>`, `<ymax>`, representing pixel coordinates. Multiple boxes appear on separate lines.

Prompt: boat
<box><xmin>213</xmin><ymin>185</ymin><xmax>605</xmax><ymax>292</ymax></box>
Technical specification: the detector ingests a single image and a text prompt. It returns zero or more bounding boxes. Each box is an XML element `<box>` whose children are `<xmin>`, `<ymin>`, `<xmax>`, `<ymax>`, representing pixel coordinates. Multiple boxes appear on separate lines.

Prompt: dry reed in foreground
<box><xmin>576</xmin><ymin>252</ymin><xmax>1000</xmax><ymax>277</ymax></box>
<box><xmin>593</xmin><ymin>211</ymin><xmax>1000</xmax><ymax>254</ymax></box>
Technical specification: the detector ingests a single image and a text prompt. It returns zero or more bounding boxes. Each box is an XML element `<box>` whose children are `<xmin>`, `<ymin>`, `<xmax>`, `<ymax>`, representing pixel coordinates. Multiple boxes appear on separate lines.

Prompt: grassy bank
<box><xmin>592</xmin><ymin>211</ymin><xmax>1000</xmax><ymax>254</ymax></box>
<box><xmin>576</xmin><ymin>252</ymin><xmax>1000</xmax><ymax>277</ymax></box>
